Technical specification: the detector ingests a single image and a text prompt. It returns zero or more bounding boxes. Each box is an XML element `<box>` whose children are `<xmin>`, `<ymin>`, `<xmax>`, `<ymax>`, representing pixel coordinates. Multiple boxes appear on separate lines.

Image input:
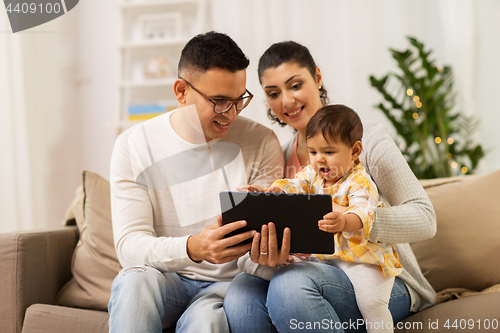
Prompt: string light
<box><xmin>437</xmin><ymin>66</ymin><xmax>443</xmax><ymax>73</ymax></box>
<box><xmin>447</xmin><ymin>138</ymin><xmax>454</xmax><ymax>144</ymax></box>
<box><xmin>416</xmin><ymin>101</ymin><xmax>422</xmax><ymax>108</ymax></box>
<box><xmin>412</xmin><ymin>113</ymin><xmax>419</xmax><ymax>119</ymax></box>
<box><xmin>461</xmin><ymin>167</ymin><xmax>468</xmax><ymax>174</ymax></box>
<box><xmin>406</xmin><ymin>89</ymin><xmax>414</xmax><ymax>96</ymax></box>
<box><xmin>446</xmin><ymin>153</ymin><xmax>452</xmax><ymax>159</ymax></box>
<box><xmin>435</xmin><ymin>137</ymin><xmax>442</xmax><ymax>144</ymax></box>
<box><xmin>413</xmin><ymin>96</ymin><xmax>420</xmax><ymax>102</ymax></box>
<box><xmin>451</xmin><ymin>162</ymin><xmax>458</xmax><ymax>169</ymax></box>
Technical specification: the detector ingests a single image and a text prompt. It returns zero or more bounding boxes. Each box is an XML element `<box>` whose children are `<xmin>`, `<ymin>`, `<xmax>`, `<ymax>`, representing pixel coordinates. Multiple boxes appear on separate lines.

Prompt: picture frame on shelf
<box><xmin>144</xmin><ymin>56</ymin><xmax>170</xmax><ymax>79</ymax></box>
<box><xmin>118</xmin><ymin>0</ymin><xmax>207</xmax><ymax>131</ymax></box>
<box><xmin>136</xmin><ymin>12</ymin><xmax>182</xmax><ymax>42</ymax></box>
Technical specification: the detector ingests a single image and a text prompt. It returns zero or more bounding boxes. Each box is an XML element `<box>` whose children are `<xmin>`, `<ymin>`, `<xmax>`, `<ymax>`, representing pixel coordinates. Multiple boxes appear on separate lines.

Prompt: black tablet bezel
<box><xmin>220</xmin><ymin>191</ymin><xmax>334</xmax><ymax>254</ymax></box>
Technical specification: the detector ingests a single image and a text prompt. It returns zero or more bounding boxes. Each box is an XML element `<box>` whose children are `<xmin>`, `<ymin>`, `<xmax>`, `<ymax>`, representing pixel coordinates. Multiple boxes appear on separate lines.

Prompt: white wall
<box><xmin>3</xmin><ymin>0</ymin><xmax>499</xmax><ymax>232</ymax></box>
<box><xmin>473</xmin><ymin>0</ymin><xmax>500</xmax><ymax>172</ymax></box>
<box><xmin>2</xmin><ymin>6</ymin><xmax>84</xmax><ymax>231</ymax></box>
<box><xmin>72</xmin><ymin>0</ymin><xmax>500</xmax><ymax>183</ymax></box>
<box><xmin>212</xmin><ymin>0</ymin><xmax>500</xmax><ymax>173</ymax></box>
<box><xmin>0</xmin><ymin>0</ymin><xmax>121</xmax><ymax>232</ymax></box>
<box><xmin>74</xmin><ymin>0</ymin><xmax>120</xmax><ymax>180</ymax></box>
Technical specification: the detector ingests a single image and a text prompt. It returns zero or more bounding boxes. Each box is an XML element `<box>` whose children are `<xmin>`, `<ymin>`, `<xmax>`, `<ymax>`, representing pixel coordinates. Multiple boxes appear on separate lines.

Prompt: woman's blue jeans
<box><xmin>224</xmin><ymin>262</ymin><xmax>413</xmax><ymax>333</ymax></box>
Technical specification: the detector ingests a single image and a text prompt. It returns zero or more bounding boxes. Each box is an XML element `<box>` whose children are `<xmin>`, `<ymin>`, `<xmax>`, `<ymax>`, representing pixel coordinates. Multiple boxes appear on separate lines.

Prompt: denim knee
<box><xmin>269</xmin><ymin>262</ymin><xmax>327</xmax><ymax>296</ymax></box>
<box><xmin>108</xmin><ymin>265</ymin><xmax>170</xmax><ymax>333</ymax></box>
<box><xmin>224</xmin><ymin>273</ymin><xmax>276</xmax><ymax>333</ymax></box>
<box><xmin>109</xmin><ymin>265</ymin><xmax>167</xmax><ymax>308</ymax></box>
<box><xmin>270</xmin><ymin>262</ymin><xmax>351</xmax><ymax>292</ymax></box>
<box><xmin>115</xmin><ymin>265</ymin><xmax>164</xmax><ymax>286</ymax></box>
<box><xmin>267</xmin><ymin>262</ymin><xmax>354</xmax><ymax>318</ymax></box>
<box><xmin>225</xmin><ymin>273</ymin><xmax>268</xmax><ymax>317</ymax></box>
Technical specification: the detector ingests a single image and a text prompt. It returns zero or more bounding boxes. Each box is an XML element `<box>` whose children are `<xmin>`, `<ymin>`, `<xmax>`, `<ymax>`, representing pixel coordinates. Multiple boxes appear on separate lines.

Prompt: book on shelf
<box><xmin>127</xmin><ymin>103</ymin><xmax>176</xmax><ymax>121</ymax></box>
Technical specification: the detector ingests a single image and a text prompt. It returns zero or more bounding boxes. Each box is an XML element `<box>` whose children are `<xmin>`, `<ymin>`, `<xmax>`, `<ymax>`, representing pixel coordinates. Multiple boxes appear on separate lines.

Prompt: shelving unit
<box><xmin>120</xmin><ymin>77</ymin><xmax>177</xmax><ymax>88</ymax></box>
<box><xmin>117</xmin><ymin>0</ymin><xmax>208</xmax><ymax>132</ymax></box>
<box><xmin>120</xmin><ymin>38</ymin><xmax>188</xmax><ymax>48</ymax></box>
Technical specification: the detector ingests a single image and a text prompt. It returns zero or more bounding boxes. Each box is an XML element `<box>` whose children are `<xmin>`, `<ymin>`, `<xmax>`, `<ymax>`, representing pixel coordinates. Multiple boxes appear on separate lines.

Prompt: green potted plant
<box><xmin>369</xmin><ymin>36</ymin><xmax>485</xmax><ymax>179</ymax></box>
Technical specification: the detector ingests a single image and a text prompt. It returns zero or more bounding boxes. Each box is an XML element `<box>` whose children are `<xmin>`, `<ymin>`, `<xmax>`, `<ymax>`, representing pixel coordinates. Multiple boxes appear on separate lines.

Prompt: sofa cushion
<box><xmin>21</xmin><ymin>304</ymin><xmax>176</xmax><ymax>333</ymax></box>
<box><xmin>436</xmin><ymin>283</ymin><xmax>500</xmax><ymax>303</ymax></box>
<box><xmin>22</xmin><ymin>304</ymin><xmax>109</xmax><ymax>333</ymax></box>
<box><xmin>63</xmin><ymin>185</ymin><xmax>84</xmax><ymax>227</ymax></box>
<box><xmin>395</xmin><ymin>292</ymin><xmax>500</xmax><ymax>332</ymax></box>
<box><xmin>412</xmin><ymin>169</ymin><xmax>500</xmax><ymax>293</ymax></box>
<box><xmin>56</xmin><ymin>171</ymin><xmax>121</xmax><ymax>311</ymax></box>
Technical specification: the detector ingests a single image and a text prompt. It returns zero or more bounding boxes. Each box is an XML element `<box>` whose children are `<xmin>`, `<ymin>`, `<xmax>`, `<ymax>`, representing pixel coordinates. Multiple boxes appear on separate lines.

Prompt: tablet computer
<box><xmin>220</xmin><ymin>191</ymin><xmax>334</xmax><ymax>254</ymax></box>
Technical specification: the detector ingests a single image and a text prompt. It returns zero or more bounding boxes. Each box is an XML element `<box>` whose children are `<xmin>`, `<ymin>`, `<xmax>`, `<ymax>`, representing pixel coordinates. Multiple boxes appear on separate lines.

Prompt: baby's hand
<box><xmin>236</xmin><ymin>185</ymin><xmax>266</xmax><ymax>192</ymax></box>
<box><xmin>287</xmin><ymin>253</ymin><xmax>312</xmax><ymax>263</ymax></box>
<box><xmin>318</xmin><ymin>211</ymin><xmax>346</xmax><ymax>233</ymax></box>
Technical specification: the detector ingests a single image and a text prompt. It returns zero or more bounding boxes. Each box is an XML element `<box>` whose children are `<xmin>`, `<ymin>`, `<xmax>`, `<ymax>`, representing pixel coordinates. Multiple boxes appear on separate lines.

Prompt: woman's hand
<box><xmin>249</xmin><ymin>222</ymin><xmax>291</xmax><ymax>266</ymax></box>
<box><xmin>236</xmin><ymin>185</ymin><xmax>266</xmax><ymax>192</ymax></box>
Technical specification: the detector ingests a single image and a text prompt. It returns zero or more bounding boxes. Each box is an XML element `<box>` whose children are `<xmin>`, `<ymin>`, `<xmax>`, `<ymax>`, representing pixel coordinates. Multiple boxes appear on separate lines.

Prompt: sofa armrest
<box><xmin>0</xmin><ymin>226</ymin><xmax>79</xmax><ymax>333</ymax></box>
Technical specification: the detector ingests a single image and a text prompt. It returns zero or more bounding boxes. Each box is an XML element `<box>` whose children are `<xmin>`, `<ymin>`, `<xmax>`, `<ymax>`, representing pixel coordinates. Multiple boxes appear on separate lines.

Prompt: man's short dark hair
<box><xmin>178</xmin><ymin>31</ymin><xmax>250</xmax><ymax>75</ymax></box>
<box><xmin>306</xmin><ymin>104</ymin><xmax>363</xmax><ymax>147</ymax></box>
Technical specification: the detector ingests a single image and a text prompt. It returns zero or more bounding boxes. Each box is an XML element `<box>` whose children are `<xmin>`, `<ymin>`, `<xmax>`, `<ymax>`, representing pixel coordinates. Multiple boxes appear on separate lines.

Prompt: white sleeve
<box><xmin>110</xmin><ymin>132</ymin><xmax>196</xmax><ymax>271</ymax></box>
<box><xmin>236</xmin><ymin>253</ymin><xmax>279</xmax><ymax>281</ymax></box>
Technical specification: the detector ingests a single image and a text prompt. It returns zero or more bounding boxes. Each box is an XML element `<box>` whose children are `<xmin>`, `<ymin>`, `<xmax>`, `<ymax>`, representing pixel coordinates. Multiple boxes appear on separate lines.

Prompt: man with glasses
<box><xmin>108</xmin><ymin>31</ymin><xmax>284</xmax><ymax>333</ymax></box>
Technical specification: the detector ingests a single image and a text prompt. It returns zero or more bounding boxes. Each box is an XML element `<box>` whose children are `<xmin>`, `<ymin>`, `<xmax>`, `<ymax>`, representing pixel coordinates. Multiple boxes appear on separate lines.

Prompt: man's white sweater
<box><xmin>110</xmin><ymin>110</ymin><xmax>284</xmax><ymax>282</ymax></box>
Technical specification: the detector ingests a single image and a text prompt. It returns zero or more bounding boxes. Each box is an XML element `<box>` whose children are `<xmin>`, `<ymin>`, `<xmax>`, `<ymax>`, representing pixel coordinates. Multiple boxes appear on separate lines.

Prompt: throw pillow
<box><xmin>56</xmin><ymin>171</ymin><xmax>121</xmax><ymax>311</ymax></box>
<box><xmin>412</xmin><ymin>169</ymin><xmax>500</xmax><ymax>293</ymax></box>
<box><xmin>62</xmin><ymin>185</ymin><xmax>84</xmax><ymax>226</ymax></box>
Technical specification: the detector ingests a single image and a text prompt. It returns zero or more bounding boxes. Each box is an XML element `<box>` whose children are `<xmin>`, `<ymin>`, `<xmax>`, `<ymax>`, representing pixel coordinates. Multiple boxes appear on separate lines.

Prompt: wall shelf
<box><xmin>120</xmin><ymin>38</ymin><xmax>188</xmax><ymax>49</ymax></box>
<box><xmin>120</xmin><ymin>78</ymin><xmax>176</xmax><ymax>88</ymax></box>
<box><xmin>117</xmin><ymin>0</ymin><xmax>207</xmax><ymax>133</ymax></box>
<box><xmin>120</xmin><ymin>0</ymin><xmax>199</xmax><ymax>9</ymax></box>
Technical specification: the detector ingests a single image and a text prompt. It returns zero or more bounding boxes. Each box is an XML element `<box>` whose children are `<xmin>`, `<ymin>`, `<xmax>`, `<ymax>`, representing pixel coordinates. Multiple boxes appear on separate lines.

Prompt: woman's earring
<box><xmin>318</xmin><ymin>86</ymin><xmax>322</xmax><ymax>90</ymax></box>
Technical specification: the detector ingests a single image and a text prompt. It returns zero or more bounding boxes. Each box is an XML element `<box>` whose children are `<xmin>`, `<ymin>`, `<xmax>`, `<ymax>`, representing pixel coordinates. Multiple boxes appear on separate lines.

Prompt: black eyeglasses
<box><xmin>179</xmin><ymin>76</ymin><xmax>253</xmax><ymax>114</ymax></box>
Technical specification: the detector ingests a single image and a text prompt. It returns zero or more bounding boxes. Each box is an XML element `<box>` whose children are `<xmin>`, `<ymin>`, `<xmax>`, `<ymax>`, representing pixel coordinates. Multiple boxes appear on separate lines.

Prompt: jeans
<box><xmin>108</xmin><ymin>265</ymin><xmax>230</xmax><ymax>333</ymax></box>
<box><xmin>224</xmin><ymin>262</ymin><xmax>413</xmax><ymax>333</ymax></box>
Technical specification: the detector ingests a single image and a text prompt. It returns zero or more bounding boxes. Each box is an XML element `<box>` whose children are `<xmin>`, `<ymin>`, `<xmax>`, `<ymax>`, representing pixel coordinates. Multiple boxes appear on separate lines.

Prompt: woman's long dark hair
<box><xmin>258</xmin><ymin>41</ymin><xmax>329</xmax><ymax>127</ymax></box>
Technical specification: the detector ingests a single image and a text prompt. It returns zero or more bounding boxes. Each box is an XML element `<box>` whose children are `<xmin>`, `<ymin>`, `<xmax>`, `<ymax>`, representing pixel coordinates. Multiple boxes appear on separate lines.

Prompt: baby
<box><xmin>247</xmin><ymin>105</ymin><xmax>402</xmax><ymax>332</ymax></box>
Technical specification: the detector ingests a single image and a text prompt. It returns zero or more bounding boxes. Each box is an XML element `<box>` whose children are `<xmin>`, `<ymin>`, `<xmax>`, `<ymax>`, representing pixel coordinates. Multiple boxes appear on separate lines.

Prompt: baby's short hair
<box><xmin>306</xmin><ymin>104</ymin><xmax>363</xmax><ymax>147</ymax></box>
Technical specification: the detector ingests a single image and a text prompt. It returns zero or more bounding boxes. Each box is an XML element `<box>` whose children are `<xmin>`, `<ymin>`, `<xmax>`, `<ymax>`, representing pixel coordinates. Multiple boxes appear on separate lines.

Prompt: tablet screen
<box><xmin>220</xmin><ymin>191</ymin><xmax>334</xmax><ymax>254</ymax></box>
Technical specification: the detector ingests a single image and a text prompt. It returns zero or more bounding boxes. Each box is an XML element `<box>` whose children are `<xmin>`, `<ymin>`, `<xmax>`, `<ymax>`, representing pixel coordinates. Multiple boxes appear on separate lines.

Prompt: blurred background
<box><xmin>1</xmin><ymin>0</ymin><xmax>499</xmax><ymax>233</ymax></box>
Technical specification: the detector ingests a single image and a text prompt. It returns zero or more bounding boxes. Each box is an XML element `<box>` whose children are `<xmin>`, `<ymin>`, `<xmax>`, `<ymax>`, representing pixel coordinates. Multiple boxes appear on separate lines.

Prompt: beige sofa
<box><xmin>2</xmin><ymin>169</ymin><xmax>500</xmax><ymax>333</ymax></box>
